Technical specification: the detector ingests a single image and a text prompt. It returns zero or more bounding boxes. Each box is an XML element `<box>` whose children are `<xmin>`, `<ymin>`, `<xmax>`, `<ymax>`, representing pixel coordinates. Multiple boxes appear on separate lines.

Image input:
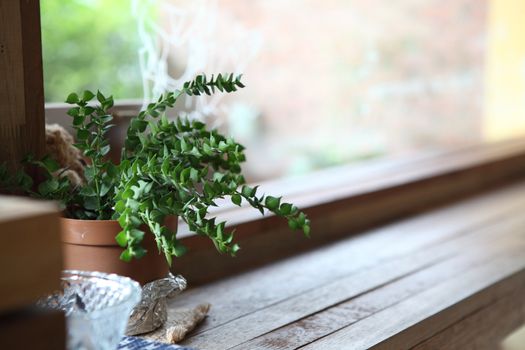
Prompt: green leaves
<box><xmin>66</xmin><ymin>92</ymin><xmax>79</xmax><ymax>104</ymax></box>
<box><xmin>265</xmin><ymin>196</ymin><xmax>281</xmax><ymax>210</ymax></box>
<box><xmin>100</xmin><ymin>144</ymin><xmax>110</xmax><ymax>156</ymax></box>
<box><xmin>182</xmin><ymin>73</ymin><xmax>245</xmax><ymax>96</ymax></box>
<box><xmin>38</xmin><ymin>178</ymin><xmax>59</xmax><ymax>196</ymax></box>
<box><xmin>65</xmin><ymin>88</ymin><xmax>118</xmax><ymax>220</ymax></box>
<box><xmin>97</xmin><ymin>90</ymin><xmax>114</xmax><ymax>110</ymax></box>
<box><xmin>286</xmin><ymin>212</ymin><xmax>310</xmax><ymax>237</ymax></box>
<box><xmin>2</xmin><ymin>72</ymin><xmax>310</xmax><ymax>265</ymax></box>
<box><xmin>120</xmin><ymin>248</ymin><xmax>133</xmax><ymax>262</ymax></box>
<box><xmin>231</xmin><ymin>194</ymin><xmax>242</xmax><ymax>206</ymax></box>
<box><xmin>40</xmin><ymin>155</ymin><xmax>60</xmax><ymax>173</ymax></box>
<box><xmin>242</xmin><ymin>185</ymin><xmax>256</xmax><ymax>197</ymax></box>
<box><xmin>77</xmin><ymin>129</ymin><xmax>90</xmax><ymax>140</ymax></box>
<box><xmin>82</xmin><ymin>90</ymin><xmax>95</xmax><ymax>101</ymax></box>
<box><xmin>131</xmin><ymin>119</ymin><xmax>148</xmax><ymax>132</ymax></box>
<box><xmin>73</xmin><ymin>115</ymin><xmax>86</xmax><ymax>126</ymax></box>
<box><xmin>15</xmin><ymin>171</ymin><xmax>33</xmax><ymax>192</ymax></box>
<box><xmin>279</xmin><ymin>203</ymin><xmax>293</xmax><ymax>216</ymax></box>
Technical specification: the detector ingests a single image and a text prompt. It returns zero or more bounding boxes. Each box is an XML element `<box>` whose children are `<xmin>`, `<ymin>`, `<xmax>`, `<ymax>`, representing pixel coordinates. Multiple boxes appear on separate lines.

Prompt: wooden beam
<box><xmin>0</xmin><ymin>0</ymin><xmax>45</xmax><ymax>168</ymax></box>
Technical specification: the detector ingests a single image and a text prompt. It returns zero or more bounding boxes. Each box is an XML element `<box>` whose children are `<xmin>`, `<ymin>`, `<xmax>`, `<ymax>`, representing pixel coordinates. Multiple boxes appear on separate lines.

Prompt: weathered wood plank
<box><xmin>0</xmin><ymin>0</ymin><xmax>45</xmax><ymax>167</ymax></box>
<box><xmin>181</xmin><ymin>214</ymin><xmax>525</xmax><ymax>349</ymax></box>
<box><xmin>233</xmin><ymin>221</ymin><xmax>525</xmax><ymax>350</ymax></box>
<box><xmin>411</xmin><ymin>286</ymin><xmax>525</xmax><ymax>350</ymax></box>
<box><xmin>173</xmin><ymin>182</ymin><xmax>525</xmax><ymax>336</ymax></box>
<box><xmin>301</xmin><ymin>247</ymin><xmax>525</xmax><ymax>349</ymax></box>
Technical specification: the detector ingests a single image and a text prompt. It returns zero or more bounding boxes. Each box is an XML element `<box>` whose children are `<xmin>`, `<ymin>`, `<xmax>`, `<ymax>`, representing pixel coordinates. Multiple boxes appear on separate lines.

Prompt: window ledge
<box><xmin>175</xmin><ymin>138</ymin><xmax>525</xmax><ymax>284</ymax></box>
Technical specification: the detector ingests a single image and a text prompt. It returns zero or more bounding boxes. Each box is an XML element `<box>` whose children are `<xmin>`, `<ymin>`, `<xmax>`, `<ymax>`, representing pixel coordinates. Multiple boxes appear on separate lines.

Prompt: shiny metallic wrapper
<box><xmin>126</xmin><ymin>273</ymin><xmax>187</xmax><ymax>335</ymax></box>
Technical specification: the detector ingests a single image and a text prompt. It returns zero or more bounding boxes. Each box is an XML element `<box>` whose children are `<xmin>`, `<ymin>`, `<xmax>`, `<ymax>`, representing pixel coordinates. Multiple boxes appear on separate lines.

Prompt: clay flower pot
<box><xmin>60</xmin><ymin>217</ymin><xmax>177</xmax><ymax>285</ymax></box>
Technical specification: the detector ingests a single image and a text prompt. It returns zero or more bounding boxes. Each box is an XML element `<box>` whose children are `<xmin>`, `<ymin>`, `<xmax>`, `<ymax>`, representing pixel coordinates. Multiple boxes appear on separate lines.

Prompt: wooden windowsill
<box><xmin>175</xmin><ymin>138</ymin><xmax>525</xmax><ymax>284</ymax></box>
<box><xmin>171</xmin><ymin>179</ymin><xmax>525</xmax><ymax>349</ymax></box>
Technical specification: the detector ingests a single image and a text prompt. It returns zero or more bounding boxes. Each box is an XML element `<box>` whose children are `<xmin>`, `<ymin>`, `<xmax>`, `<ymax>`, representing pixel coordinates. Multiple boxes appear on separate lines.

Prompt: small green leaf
<box><xmin>297</xmin><ymin>212</ymin><xmax>306</xmax><ymax>226</ymax></box>
<box><xmin>118</xmin><ymin>214</ymin><xmax>128</xmax><ymax>228</ymax></box>
<box><xmin>173</xmin><ymin>243</ymin><xmax>188</xmax><ymax>257</ymax></box>
<box><xmin>181</xmin><ymin>138</ymin><xmax>189</xmax><ymax>152</ymax></box>
<box><xmin>265</xmin><ymin>196</ymin><xmax>280</xmax><ymax>210</ymax></box>
<box><xmin>279</xmin><ymin>203</ymin><xmax>292</xmax><ymax>216</ymax></box>
<box><xmin>100</xmin><ymin>114</ymin><xmax>113</xmax><ymax>123</ymax></box>
<box><xmin>41</xmin><ymin>156</ymin><xmax>60</xmax><ymax>172</ymax></box>
<box><xmin>131</xmin><ymin>119</ymin><xmax>148</xmax><ymax>132</ymax></box>
<box><xmin>80</xmin><ymin>186</ymin><xmax>97</xmax><ymax>197</ymax></box>
<box><xmin>241</xmin><ymin>185</ymin><xmax>255</xmax><ymax>197</ymax></box>
<box><xmin>129</xmin><ymin>215</ymin><xmax>142</xmax><ymax>226</ymax></box>
<box><xmin>189</xmin><ymin>168</ymin><xmax>199</xmax><ymax>182</ymax></box>
<box><xmin>106</xmin><ymin>163</ymin><xmax>118</xmax><ymax>178</ymax></box>
<box><xmin>231</xmin><ymin>243</ymin><xmax>241</xmax><ymax>255</ymax></box>
<box><xmin>161</xmin><ymin>158</ymin><xmax>170</xmax><ymax>175</ymax></box>
<box><xmin>73</xmin><ymin>115</ymin><xmax>85</xmax><ymax>126</ymax></box>
<box><xmin>231</xmin><ymin>194</ymin><xmax>242</xmax><ymax>206</ymax></box>
<box><xmin>115</xmin><ymin>230</ymin><xmax>128</xmax><ymax>247</ymax></box>
<box><xmin>164</xmin><ymin>250</ymin><xmax>173</xmax><ymax>266</ymax></box>
<box><xmin>150</xmin><ymin>110</ymin><xmax>159</xmax><ymax>117</ymax></box>
<box><xmin>204</xmin><ymin>182</ymin><xmax>215</xmax><ymax>196</ymax></box>
<box><xmin>82</xmin><ymin>90</ymin><xmax>95</xmax><ymax>101</ymax></box>
<box><xmin>303</xmin><ymin>223</ymin><xmax>311</xmax><ymax>237</ymax></box>
<box><xmin>99</xmin><ymin>182</ymin><xmax>111</xmax><ymax>196</ymax></box>
<box><xmin>84</xmin><ymin>166</ymin><xmax>96</xmax><ymax>181</ymax></box>
<box><xmin>38</xmin><ymin>179</ymin><xmax>59</xmax><ymax>196</ymax></box>
<box><xmin>102</xmin><ymin>96</ymin><xmax>114</xmax><ymax>110</ymax></box>
<box><xmin>203</xmin><ymin>143</ymin><xmax>212</xmax><ymax>155</ymax></box>
<box><xmin>114</xmin><ymin>200</ymin><xmax>126</xmax><ymax>213</ymax></box>
<box><xmin>129</xmin><ymin>228</ymin><xmax>145</xmax><ymax>241</ymax></box>
<box><xmin>100</xmin><ymin>144</ymin><xmax>110</xmax><ymax>156</ymax></box>
<box><xmin>180</xmin><ymin>168</ymin><xmax>191</xmax><ymax>183</ymax></box>
<box><xmin>134</xmin><ymin>246</ymin><xmax>147</xmax><ymax>259</ymax></box>
<box><xmin>83</xmin><ymin>196</ymin><xmax>98</xmax><ymax>210</ymax></box>
<box><xmin>77</xmin><ymin>129</ymin><xmax>89</xmax><ymax>140</ymax></box>
<box><xmin>66</xmin><ymin>93</ymin><xmax>79</xmax><ymax>104</ymax></box>
<box><xmin>288</xmin><ymin>218</ymin><xmax>299</xmax><ymax>230</ymax></box>
<box><xmin>84</xmin><ymin>106</ymin><xmax>95</xmax><ymax>115</ymax></box>
<box><xmin>67</xmin><ymin>107</ymin><xmax>80</xmax><ymax>117</ymax></box>
<box><xmin>96</xmin><ymin>90</ymin><xmax>106</xmax><ymax>104</ymax></box>
<box><xmin>120</xmin><ymin>248</ymin><xmax>133</xmax><ymax>262</ymax></box>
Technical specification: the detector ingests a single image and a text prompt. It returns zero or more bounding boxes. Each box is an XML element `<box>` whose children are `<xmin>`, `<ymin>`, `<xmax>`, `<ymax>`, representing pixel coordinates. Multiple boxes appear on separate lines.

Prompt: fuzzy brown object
<box><xmin>45</xmin><ymin>124</ymin><xmax>85</xmax><ymax>185</ymax></box>
<box><xmin>143</xmin><ymin>303</ymin><xmax>211</xmax><ymax>344</ymax></box>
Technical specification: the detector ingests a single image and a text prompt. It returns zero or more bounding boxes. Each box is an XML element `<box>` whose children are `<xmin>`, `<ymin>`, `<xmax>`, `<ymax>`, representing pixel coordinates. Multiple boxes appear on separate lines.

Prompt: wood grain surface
<box><xmin>0</xmin><ymin>0</ymin><xmax>45</xmax><ymax>168</ymax></box>
<box><xmin>171</xmin><ymin>181</ymin><xmax>525</xmax><ymax>349</ymax></box>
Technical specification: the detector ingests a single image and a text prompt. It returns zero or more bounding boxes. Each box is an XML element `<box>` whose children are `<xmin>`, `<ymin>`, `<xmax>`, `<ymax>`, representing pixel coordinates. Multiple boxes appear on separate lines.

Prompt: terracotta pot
<box><xmin>60</xmin><ymin>217</ymin><xmax>177</xmax><ymax>285</ymax></box>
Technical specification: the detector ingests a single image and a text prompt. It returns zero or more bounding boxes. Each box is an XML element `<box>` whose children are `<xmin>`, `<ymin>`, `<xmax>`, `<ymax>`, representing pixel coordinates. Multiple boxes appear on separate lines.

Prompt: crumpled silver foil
<box><xmin>126</xmin><ymin>273</ymin><xmax>187</xmax><ymax>335</ymax></box>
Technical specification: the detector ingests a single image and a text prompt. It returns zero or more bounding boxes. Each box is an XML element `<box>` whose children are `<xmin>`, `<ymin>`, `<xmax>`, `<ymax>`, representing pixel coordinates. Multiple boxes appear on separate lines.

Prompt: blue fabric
<box><xmin>118</xmin><ymin>336</ymin><xmax>196</xmax><ymax>350</ymax></box>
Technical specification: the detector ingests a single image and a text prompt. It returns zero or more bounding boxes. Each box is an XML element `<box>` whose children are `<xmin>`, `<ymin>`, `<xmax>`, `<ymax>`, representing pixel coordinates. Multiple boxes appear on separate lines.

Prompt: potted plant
<box><xmin>0</xmin><ymin>74</ymin><xmax>310</xmax><ymax>284</ymax></box>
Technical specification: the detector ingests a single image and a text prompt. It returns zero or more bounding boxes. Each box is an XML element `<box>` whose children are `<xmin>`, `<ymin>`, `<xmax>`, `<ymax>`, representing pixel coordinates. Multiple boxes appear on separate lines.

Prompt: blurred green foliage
<box><xmin>41</xmin><ymin>0</ymin><xmax>147</xmax><ymax>102</ymax></box>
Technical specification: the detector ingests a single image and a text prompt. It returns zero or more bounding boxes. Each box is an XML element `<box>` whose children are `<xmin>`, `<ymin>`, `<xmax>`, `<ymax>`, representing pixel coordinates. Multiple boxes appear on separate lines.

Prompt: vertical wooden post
<box><xmin>0</xmin><ymin>0</ymin><xmax>45</xmax><ymax>168</ymax></box>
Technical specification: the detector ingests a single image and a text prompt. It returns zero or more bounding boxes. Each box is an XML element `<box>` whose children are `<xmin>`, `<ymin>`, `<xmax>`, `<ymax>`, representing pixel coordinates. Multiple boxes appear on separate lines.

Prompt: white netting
<box><xmin>131</xmin><ymin>0</ymin><xmax>262</xmax><ymax>124</ymax></box>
